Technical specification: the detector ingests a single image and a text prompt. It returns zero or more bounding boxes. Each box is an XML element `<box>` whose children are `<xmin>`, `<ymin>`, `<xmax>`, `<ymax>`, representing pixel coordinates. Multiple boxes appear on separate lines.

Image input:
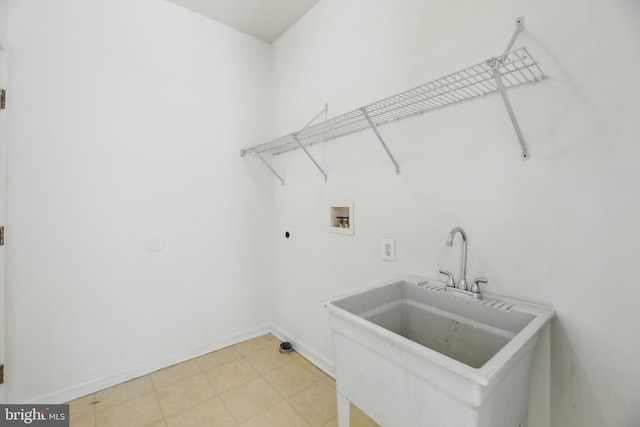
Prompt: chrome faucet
<box><xmin>446</xmin><ymin>227</ymin><xmax>468</xmax><ymax>290</ymax></box>
<box><xmin>440</xmin><ymin>227</ymin><xmax>486</xmax><ymax>300</ymax></box>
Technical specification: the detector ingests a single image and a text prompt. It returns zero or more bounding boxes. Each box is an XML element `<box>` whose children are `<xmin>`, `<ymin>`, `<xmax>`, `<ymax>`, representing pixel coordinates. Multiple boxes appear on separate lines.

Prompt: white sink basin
<box><xmin>326</xmin><ymin>275</ymin><xmax>554</xmax><ymax>427</ymax></box>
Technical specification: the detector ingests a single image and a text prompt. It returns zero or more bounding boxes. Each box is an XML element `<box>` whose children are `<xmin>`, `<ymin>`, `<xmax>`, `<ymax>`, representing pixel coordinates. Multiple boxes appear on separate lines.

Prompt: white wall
<box><xmin>270</xmin><ymin>1</ymin><xmax>640</xmax><ymax>427</ymax></box>
<box><xmin>5</xmin><ymin>0</ymin><xmax>275</xmax><ymax>403</ymax></box>
<box><xmin>5</xmin><ymin>1</ymin><xmax>640</xmax><ymax>424</ymax></box>
<box><xmin>0</xmin><ymin>1</ymin><xmax>6</xmax><ymax>39</ymax></box>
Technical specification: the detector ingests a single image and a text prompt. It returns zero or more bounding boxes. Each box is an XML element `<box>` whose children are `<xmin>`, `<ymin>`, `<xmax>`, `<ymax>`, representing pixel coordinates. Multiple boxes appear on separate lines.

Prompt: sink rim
<box><xmin>325</xmin><ymin>274</ymin><xmax>555</xmax><ymax>386</ymax></box>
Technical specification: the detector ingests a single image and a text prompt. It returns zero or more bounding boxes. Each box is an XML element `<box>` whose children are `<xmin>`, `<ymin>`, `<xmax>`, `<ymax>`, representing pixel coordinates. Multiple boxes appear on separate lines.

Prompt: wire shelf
<box><xmin>242</xmin><ymin>47</ymin><xmax>544</xmax><ymax>157</ymax></box>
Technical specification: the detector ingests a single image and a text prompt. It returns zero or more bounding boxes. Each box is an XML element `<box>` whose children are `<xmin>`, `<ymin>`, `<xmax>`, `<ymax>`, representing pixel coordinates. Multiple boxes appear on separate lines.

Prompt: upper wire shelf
<box><xmin>242</xmin><ymin>47</ymin><xmax>544</xmax><ymax>158</ymax></box>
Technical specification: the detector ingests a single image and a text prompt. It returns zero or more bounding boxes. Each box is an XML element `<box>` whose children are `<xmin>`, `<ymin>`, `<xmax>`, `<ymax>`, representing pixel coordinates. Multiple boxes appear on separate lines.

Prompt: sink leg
<box><xmin>336</xmin><ymin>391</ymin><xmax>350</xmax><ymax>427</ymax></box>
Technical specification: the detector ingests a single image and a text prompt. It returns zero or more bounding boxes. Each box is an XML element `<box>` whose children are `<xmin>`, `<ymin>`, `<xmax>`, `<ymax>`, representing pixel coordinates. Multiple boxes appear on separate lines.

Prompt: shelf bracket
<box><xmin>240</xmin><ymin>148</ymin><xmax>285</xmax><ymax>185</ymax></box>
<box><xmin>488</xmin><ymin>57</ymin><xmax>530</xmax><ymax>159</ymax></box>
<box><xmin>302</xmin><ymin>103</ymin><xmax>329</xmax><ymax>130</ymax></box>
<box><xmin>240</xmin><ymin>104</ymin><xmax>328</xmax><ymax>186</ymax></box>
<box><xmin>255</xmin><ymin>150</ymin><xmax>285</xmax><ymax>186</ymax></box>
<box><xmin>293</xmin><ymin>133</ymin><xmax>328</xmax><ymax>181</ymax></box>
<box><xmin>487</xmin><ymin>16</ymin><xmax>529</xmax><ymax>159</ymax></box>
<box><xmin>504</xmin><ymin>17</ymin><xmax>525</xmax><ymax>53</ymax></box>
<box><xmin>361</xmin><ymin>107</ymin><xmax>401</xmax><ymax>175</ymax></box>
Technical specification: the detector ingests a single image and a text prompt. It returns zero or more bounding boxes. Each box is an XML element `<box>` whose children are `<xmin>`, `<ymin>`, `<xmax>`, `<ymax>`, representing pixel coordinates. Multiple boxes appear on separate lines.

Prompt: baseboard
<box><xmin>269</xmin><ymin>323</ymin><xmax>335</xmax><ymax>378</ymax></box>
<box><xmin>24</xmin><ymin>324</ymin><xmax>270</xmax><ymax>404</ymax></box>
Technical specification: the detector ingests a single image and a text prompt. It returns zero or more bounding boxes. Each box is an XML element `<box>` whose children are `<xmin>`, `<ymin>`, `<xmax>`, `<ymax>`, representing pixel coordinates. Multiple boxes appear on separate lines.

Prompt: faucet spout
<box><xmin>447</xmin><ymin>227</ymin><xmax>468</xmax><ymax>290</ymax></box>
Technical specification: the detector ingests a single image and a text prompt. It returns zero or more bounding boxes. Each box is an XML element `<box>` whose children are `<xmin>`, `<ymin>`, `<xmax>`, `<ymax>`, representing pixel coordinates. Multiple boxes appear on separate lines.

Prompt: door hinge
<box><xmin>0</xmin><ymin>365</ymin><xmax>4</xmax><ymax>384</ymax></box>
<box><xmin>0</xmin><ymin>226</ymin><xmax>4</xmax><ymax>246</ymax></box>
<box><xmin>0</xmin><ymin>89</ymin><xmax>5</xmax><ymax>109</ymax></box>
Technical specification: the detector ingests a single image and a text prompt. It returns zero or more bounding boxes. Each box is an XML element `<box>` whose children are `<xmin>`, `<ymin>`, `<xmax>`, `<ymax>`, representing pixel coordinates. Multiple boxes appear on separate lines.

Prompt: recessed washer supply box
<box><xmin>329</xmin><ymin>201</ymin><xmax>353</xmax><ymax>235</ymax></box>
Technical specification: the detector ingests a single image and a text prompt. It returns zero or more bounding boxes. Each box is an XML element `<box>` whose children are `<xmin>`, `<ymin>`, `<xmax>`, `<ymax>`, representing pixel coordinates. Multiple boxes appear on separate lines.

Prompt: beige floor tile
<box><xmin>69</xmin><ymin>393</ymin><xmax>97</xmax><ymax>421</ymax></box>
<box><xmin>70</xmin><ymin>413</ymin><xmax>96</xmax><ymax>427</ymax></box>
<box><xmin>165</xmin><ymin>396</ymin><xmax>236</xmax><ymax>427</ymax></box>
<box><xmin>350</xmin><ymin>404</ymin><xmax>381</xmax><ymax>427</ymax></box>
<box><xmin>156</xmin><ymin>373</ymin><xmax>217</xmax><ymax>417</ymax></box>
<box><xmin>151</xmin><ymin>360</ymin><xmax>201</xmax><ymax>390</ymax></box>
<box><xmin>232</xmin><ymin>334</ymin><xmax>278</xmax><ymax>356</ymax></box>
<box><xmin>320</xmin><ymin>418</ymin><xmax>337</xmax><ymax>427</ymax></box>
<box><xmin>95</xmin><ymin>392</ymin><xmax>164</xmax><ymax>427</ymax></box>
<box><xmin>293</xmin><ymin>357</ymin><xmax>330</xmax><ymax>380</ymax></box>
<box><xmin>196</xmin><ymin>347</ymin><xmax>242</xmax><ymax>372</ymax></box>
<box><xmin>245</xmin><ymin>346</ymin><xmax>298</xmax><ymax>375</ymax></box>
<box><xmin>77</xmin><ymin>337</ymin><xmax>341</xmax><ymax>427</ymax></box>
<box><xmin>205</xmin><ymin>358</ymin><xmax>260</xmax><ymax>394</ymax></box>
<box><xmin>219</xmin><ymin>378</ymin><xmax>283</xmax><ymax>424</ymax></box>
<box><xmin>288</xmin><ymin>380</ymin><xmax>337</xmax><ymax>427</ymax></box>
<box><xmin>95</xmin><ymin>376</ymin><xmax>155</xmax><ymax>412</ymax></box>
<box><xmin>264</xmin><ymin>359</ymin><xmax>320</xmax><ymax>398</ymax></box>
<box><xmin>240</xmin><ymin>401</ymin><xmax>310</xmax><ymax>427</ymax></box>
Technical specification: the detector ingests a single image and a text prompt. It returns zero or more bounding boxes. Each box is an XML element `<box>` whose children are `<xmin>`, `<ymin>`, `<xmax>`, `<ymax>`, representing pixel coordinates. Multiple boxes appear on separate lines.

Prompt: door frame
<box><xmin>0</xmin><ymin>33</ymin><xmax>8</xmax><ymax>403</ymax></box>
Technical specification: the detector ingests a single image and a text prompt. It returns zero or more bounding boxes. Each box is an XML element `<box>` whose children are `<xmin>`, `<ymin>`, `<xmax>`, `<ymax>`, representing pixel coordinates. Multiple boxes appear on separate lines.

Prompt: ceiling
<box><xmin>165</xmin><ymin>0</ymin><xmax>321</xmax><ymax>43</ymax></box>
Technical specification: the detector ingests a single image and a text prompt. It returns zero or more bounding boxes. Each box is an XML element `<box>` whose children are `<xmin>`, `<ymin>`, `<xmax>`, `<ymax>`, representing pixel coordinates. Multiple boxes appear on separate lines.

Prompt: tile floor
<box><xmin>68</xmin><ymin>334</ymin><xmax>380</xmax><ymax>427</ymax></box>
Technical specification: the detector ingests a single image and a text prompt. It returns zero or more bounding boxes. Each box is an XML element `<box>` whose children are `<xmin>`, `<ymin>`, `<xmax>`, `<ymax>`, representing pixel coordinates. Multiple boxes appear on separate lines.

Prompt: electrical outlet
<box><xmin>381</xmin><ymin>238</ymin><xmax>395</xmax><ymax>261</ymax></box>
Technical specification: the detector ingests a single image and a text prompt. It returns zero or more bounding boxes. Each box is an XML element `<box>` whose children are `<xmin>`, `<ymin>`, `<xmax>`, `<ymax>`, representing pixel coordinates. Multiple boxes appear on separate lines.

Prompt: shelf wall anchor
<box><xmin>293</xmin><ymin>133</ymin><xmax>328</xmax><ymax>181</ymax></box>
<box><xmin>361</xmin><ymin>107</ymin><xmax>401</xmax><ymax>175</ymax></box>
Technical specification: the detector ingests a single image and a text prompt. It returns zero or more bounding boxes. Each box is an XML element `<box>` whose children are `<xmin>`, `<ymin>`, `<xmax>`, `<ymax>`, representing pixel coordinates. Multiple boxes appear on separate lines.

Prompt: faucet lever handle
<box><xmin>471</xmin><ymin>277</ymin><xmax>488</xmax><ymax>294</ymax></box>
<box><xmin>439</xmin><ymin>269</ymin><xmax>455</xmax><ymax>287</ymax></box>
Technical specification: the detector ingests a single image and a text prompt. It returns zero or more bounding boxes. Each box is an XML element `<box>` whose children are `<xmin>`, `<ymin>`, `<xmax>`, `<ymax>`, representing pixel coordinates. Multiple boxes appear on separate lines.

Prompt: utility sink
<box><xmin>326</xmin><ymin>275</ymin><xmax>554</xmax><ymax>427</ymax></box>
<box><xmin>331</xmin><ymin>278</ymin><xmax>542</xmax><ymax>371</ymax></box>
